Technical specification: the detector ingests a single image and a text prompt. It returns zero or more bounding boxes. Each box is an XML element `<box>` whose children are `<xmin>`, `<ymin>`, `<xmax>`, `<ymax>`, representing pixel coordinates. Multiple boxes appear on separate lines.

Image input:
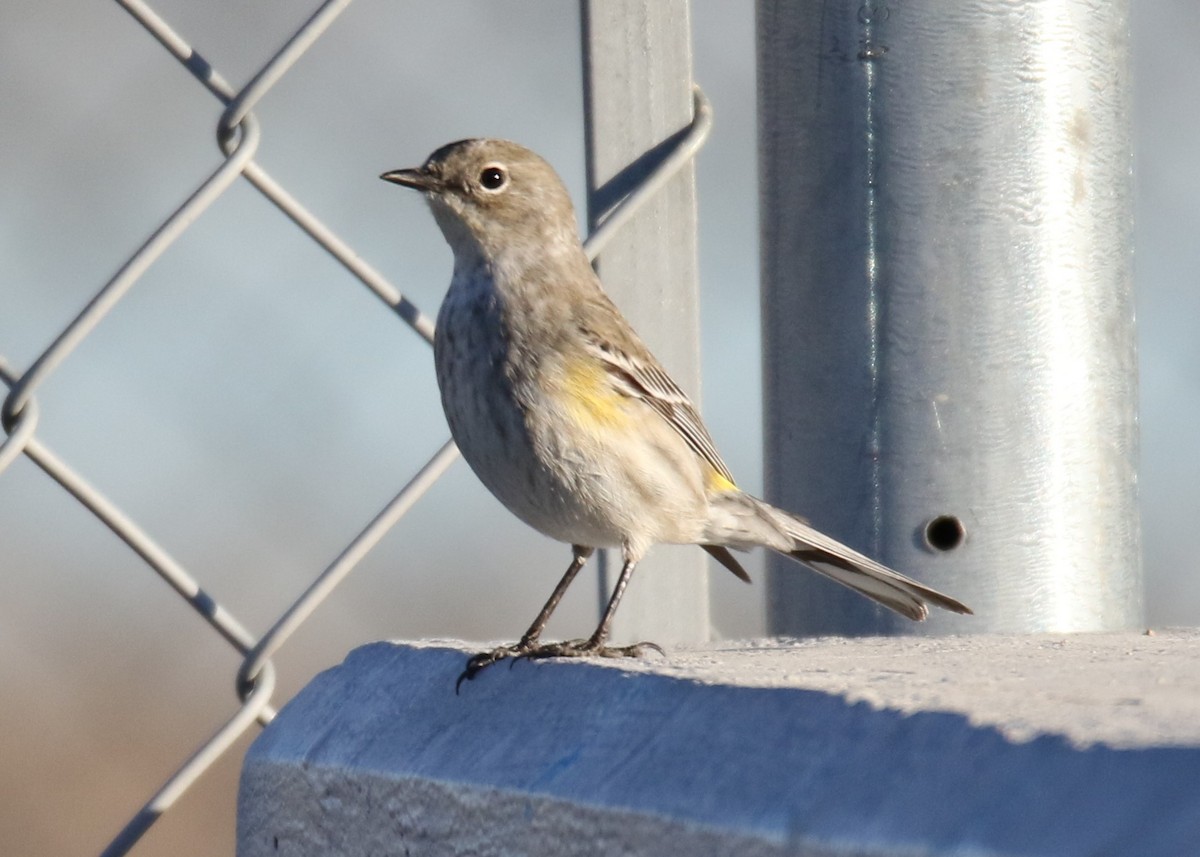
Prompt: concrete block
<box><xmin>238</xmin><ymin>632</ymin><xmax>1200</xmax><ymax>856</ymax></box>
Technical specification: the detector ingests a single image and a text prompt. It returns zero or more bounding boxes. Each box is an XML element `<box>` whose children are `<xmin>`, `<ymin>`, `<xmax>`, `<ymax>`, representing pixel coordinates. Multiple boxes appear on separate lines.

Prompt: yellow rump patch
<box><xmin>562</xmin><ymin>360</ymin><xmax>631</xmax><ymax>428</ymax></box>
<box><xmin>706</xmin><ymin>469</ymin><xmax>738</xmax><ymax>493</ymax></box>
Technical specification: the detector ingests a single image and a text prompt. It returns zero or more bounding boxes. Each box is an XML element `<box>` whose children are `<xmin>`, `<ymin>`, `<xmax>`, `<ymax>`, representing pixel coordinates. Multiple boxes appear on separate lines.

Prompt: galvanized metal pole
<box><xmin>759</xmin><ymin>1</ymin><xmax>1141</xmax><ymax>634</ymax></box>
<box><xmin>581</xmin><ymin>0</ymin><xmax>710</xmax><ymax>644</ymax></box>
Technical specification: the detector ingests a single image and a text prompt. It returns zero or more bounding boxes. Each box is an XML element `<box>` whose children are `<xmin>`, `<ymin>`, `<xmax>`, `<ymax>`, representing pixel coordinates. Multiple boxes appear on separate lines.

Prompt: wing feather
<box><xmin>581</xmin><ymin>336</ymin><xmax>736</xmax><ymax>487</ymax></box>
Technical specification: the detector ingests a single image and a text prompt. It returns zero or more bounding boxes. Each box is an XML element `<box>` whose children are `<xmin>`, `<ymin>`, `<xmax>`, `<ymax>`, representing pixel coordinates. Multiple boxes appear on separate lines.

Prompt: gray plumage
<box><xmin>382</xmin><ymin>139</ymin><xmax>971</xmax><ymax>681</ymax></box>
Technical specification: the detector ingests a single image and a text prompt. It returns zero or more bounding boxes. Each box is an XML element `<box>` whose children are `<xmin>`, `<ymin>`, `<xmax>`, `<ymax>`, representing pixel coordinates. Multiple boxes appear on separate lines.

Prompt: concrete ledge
<box><xmin>238</xmin><ymin>632</ymin><xmax>1200</xmax><ymax>856</ymax></box>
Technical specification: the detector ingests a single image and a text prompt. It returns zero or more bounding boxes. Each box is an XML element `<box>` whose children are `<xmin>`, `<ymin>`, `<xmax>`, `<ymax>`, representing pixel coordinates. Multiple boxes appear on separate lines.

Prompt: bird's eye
<box><xmin>479</xmin><ymin>166</ymin><xmax>506</xmax><ymax>190</ymax></box>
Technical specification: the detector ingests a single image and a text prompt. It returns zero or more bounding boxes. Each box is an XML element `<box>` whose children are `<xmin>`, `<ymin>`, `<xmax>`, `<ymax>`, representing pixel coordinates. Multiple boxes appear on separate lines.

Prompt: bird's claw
<box><xmin>521</xmin><ymin>638</ymin><xmax>664</xmax><ymax>661</ymax></box>
<box><xmin>455</xmin><ymin>643</ymin><xmax>531</xmax><ymax>692</ymax></box>
<box><xmin>455</xmin><ymin>638</ymin><xmax>664</xmax><ymax>691</ymax></box>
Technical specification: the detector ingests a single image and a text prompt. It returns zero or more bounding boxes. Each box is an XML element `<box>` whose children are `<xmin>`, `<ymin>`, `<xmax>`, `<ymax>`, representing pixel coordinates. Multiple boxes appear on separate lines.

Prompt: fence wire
<box><xmin>0</xmin><ymin>1</ymin><xmax>711</xmax><ymax>854</ymax></box>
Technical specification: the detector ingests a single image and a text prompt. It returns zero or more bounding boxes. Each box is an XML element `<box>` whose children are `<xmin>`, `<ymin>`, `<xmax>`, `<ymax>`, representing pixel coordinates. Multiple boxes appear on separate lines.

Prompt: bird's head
<box><xmin>382</xmin><ymin>139</ymin><xmax>581</xmax><ymax>264</ymax></box>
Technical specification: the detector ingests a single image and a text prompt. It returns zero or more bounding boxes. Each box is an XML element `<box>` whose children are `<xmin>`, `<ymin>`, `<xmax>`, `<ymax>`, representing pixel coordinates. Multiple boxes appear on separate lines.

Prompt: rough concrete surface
<box><xmin>238</xmin><ymin>632</ymin><xmax>1200</xmax><ymax>857</ymax></box>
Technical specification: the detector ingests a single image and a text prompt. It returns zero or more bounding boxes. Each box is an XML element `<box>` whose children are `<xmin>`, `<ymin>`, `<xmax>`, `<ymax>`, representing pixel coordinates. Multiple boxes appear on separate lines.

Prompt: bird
<box><xmin>381</xmin><ymin>139</ymin><xmax>971</xmax><ymax>685</ymax></box>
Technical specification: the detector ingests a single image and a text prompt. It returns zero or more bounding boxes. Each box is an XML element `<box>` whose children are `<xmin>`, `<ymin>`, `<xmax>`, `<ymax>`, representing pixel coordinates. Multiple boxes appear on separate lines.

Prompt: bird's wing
<box><xmin>581</xmin><ymin>334</ymin><xmax>737</xmax><ymax>488</ymax></box>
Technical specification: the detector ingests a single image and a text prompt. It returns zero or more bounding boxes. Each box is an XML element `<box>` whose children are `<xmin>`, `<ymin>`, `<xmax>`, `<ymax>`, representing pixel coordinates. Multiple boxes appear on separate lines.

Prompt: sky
<box><xmin>0</xmin><ymin>2</ymin><xmax>1196</xmax><ymax>856</ymax></box>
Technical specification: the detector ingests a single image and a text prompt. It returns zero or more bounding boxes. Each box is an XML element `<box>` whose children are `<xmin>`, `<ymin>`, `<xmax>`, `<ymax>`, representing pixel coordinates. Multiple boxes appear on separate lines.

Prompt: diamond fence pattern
<box><xmin>0</xmin><ymin>1</ymin><xmax>710</xmax><ymax>854</ymax></box>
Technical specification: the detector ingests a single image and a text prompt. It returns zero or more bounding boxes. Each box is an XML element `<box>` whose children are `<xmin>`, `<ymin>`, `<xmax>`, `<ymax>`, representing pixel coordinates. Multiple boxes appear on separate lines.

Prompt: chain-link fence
<box><xmin>0</xmin><ymin>1</ymin><xmax>717</xmax><ymax>854</ymax></box>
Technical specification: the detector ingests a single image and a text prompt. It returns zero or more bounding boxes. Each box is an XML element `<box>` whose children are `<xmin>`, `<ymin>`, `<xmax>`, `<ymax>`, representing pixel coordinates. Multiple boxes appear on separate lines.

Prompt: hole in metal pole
<box><xmin>924</xmin><ymin>515</ymin><xmax>965</xmax><ymax>552</ymax></box>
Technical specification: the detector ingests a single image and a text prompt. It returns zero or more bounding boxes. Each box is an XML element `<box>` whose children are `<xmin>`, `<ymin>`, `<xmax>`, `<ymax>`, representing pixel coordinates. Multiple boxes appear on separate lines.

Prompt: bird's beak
<box><xmin>380</xmin><ymin>167</ymin><xmax>439</xmax><ymax>192</ymax></box>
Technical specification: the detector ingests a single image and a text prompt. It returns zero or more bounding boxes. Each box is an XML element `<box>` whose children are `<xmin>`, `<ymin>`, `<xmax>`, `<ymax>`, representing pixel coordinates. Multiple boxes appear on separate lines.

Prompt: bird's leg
<box><xmin>457</xmin><ymin>546</ymin><xmax>592</xmax><ymax>690</ymax></box>
<box><xmin>513</xmin><ymin>545</ymin><xmax>595</xmax><ymax>650</ymax></box>
<box><xmin>523</xmin><ymin>557</ymin><xmax>663</xmax><ymax>661</ymax></box>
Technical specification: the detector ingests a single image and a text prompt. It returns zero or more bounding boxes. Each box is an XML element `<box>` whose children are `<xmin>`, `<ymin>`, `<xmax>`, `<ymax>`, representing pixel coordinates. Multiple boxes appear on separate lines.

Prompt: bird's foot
<box><xmin>456</xmin><ymin>642</ymin><xmax>534</xmax><ymax>692</ymax></box>
<box><xmin>520</xmin><ymin>637</ymin><xmax>664</xmax><ymax>661</ymax></box>
<box><xmin>456</xmin><ymin>637</ymin><xmax>665</xmax><ymax>691</ymax></box>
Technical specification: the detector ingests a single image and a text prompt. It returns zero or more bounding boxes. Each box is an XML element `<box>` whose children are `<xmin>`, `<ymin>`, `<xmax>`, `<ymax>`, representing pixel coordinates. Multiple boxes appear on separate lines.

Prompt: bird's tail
<box><xmin>704</xmin><ymin>493</ymin><xmax>972</xmax><ymax>621</ymax></box>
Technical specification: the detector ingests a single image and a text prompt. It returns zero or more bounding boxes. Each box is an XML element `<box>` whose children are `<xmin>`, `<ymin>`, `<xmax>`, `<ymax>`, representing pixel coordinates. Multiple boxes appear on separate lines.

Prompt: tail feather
<box><xmin>703</xmin><ymin>544</ymin><xmax>752</xmax><ymax>583</ymax></box>
<box><xmin>789</xmin><ymin>547</ymin><xmax>929</xmax><ymax>620</ymax></box>
<box><xmin>781</xmin><ymin>514</ymin><xmax>973</xmax><ymax>620</ymax></box>
<box><xmin>704</xmin><ymin>492</ymin><xmax>972</xmax><ymax>620</ymax></box>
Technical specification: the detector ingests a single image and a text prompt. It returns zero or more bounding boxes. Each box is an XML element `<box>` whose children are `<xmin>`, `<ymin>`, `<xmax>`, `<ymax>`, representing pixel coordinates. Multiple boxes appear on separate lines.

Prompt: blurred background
<box><xmin>0</xmin><ymin>2</ymin><xmax>1194</xmax><ymax>855</ymax></box>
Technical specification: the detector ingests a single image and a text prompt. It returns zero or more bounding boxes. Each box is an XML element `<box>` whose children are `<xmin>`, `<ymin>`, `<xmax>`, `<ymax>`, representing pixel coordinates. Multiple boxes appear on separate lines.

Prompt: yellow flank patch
<box><xmin>562</xmin><ymin>360</ymin><xmax>630</xmax><ymax>428</ymax></box>
<box><xmin>706</xmin><ymin>469</ymin><xmax>738</xmax><ymax>493</ymax></box>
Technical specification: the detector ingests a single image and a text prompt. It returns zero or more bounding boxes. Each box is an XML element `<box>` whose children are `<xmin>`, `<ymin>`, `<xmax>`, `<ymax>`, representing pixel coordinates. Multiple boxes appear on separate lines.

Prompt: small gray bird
<box><xmin>382</xmin><ymin>139</ymin><xmax>971</xmax><ymax>684</ymax></box>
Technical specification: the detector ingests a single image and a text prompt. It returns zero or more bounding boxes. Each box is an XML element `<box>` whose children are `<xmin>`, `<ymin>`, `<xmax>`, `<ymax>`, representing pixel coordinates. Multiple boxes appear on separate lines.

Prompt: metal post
<box><xmin>759</xmin><ymin>1</ymin><xmax>1140</xmax><ymax>634</ymax></box>
<box><xmin>581</xmin><ymin>0</ymin><xmax>710</xmax><ymax>644</ymax></box>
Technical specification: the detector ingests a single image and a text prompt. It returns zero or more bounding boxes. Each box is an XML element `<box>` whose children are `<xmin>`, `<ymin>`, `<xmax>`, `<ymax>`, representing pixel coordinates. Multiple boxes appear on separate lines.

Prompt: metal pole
<box><xmin>759</xmin><ymin>1</ymin><xmax>1140</xmax><ymax>634</ymax></box>
<box><xmin>581</xmin><ymin>0</ymin><xmax>710</xmax><ymax>644</ymax></box>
